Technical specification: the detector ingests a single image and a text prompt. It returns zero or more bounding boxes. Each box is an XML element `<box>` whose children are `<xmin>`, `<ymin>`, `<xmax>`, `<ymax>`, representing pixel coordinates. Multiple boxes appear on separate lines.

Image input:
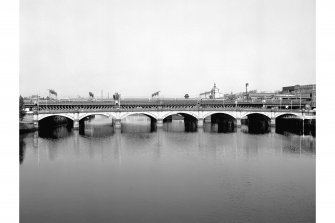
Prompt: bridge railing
<box><xmin>25</xmin><ymin>98</ymin><xmax>312</xmax><ymax>106</ymax></box>
<box><xmin>36</xmin><ymin>106</ymin><xmax>315</xmax><ymax>115</ymax></box>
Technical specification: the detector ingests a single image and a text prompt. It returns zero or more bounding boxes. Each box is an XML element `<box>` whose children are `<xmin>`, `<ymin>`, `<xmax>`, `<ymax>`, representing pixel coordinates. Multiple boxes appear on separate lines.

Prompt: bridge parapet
<box><xmin>36</xmin><ymin>106</ymin><xmax>312</xmax><ymax>114</ymax></box>
<box><xmin>25</xmin><ymin>99</ymin><xmax>313</xmax><ymax>114</ymax></box>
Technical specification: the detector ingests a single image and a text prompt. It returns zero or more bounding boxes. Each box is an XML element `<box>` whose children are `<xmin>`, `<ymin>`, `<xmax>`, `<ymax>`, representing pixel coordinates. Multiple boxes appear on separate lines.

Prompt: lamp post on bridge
<box><xmin>46</xmin><ymin>91</ymin><xmax>48</xmax><ymax>109</ymax></box>
<box><xmin>299</xmin><ymin>89</ymin><xmax>302</xmax><ymax>110</ymax></box>
<box><xmin>36</xmin><ymin>92</ymin><xmax>39</xmax><ymax>112</ymax></box>
<box><xmin>245</xmin><ymin>83</ymin><xmax>249</xmax><ymax>102</ymax></box>
<box><xmin>32</xmin><ymin>93</ymin><xmax>40</xmax><ymax>129</ymax></box>
<box><xmin>46</xmin><ymin>90</ymin><xmax>50</xmax><ymax>110</ymax></box>
<box><xmin>302</xmin><ymin>108</ymin><xmax>305</xmax><ymax>136</ymax></box>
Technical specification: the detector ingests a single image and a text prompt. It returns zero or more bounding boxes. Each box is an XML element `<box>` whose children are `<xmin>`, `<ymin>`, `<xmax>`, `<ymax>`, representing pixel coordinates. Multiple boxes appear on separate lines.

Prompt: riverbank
<box><xmin>19</xmin><ymin>122</ymin><xmax>35</xmax><ymax>133</ymax></box>
<box><xmin>19</xmin><ymin>113</ymin><xmax>35</xmax><ymax>133</ymax></box>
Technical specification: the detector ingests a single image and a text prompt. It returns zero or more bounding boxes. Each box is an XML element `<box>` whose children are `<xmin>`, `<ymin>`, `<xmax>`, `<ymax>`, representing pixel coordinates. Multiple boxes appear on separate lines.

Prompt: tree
<box><xmin>113</xmin><ymin>93</ymin><xmax>121</xmax><ymax>106</ymax></box>
<box><xmin>113</xmin><ymin>93</ymin><xmax>121</xmax><ymax>101</ymax></box>
<box><xmin>184</xmin><ymin>94</ymin><xmax>189</xmax><ymax>99</ymax></box>
<box><xmin>19</xmin><ymin>95</ymin><xmax>25</xmax><ymax>120</ymax></box>
<box><xmin>227</xmin><ymin>94</ymin><xmax>237</xmax><ymax>100</ymax></box>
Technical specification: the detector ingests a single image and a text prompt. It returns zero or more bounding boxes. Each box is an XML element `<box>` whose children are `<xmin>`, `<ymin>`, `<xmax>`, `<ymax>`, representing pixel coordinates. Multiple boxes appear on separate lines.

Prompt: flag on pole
<box><xmin>152</xmin><ymin>91</ymin><xmax>160</xmax><ymax>98</ymax></box>
<box><xmin>49</xmin><ymin>89</ymin><xmax>57</xmax><ymax>96</ymax></box>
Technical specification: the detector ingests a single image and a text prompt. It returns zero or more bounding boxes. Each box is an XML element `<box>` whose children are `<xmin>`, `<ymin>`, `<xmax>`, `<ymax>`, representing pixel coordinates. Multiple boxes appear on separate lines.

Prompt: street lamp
<box><xmin>299</xmin><ymin>89</ymin><xmax>302</xmax><ymax>110</ymax></box>
<box><xmin>36</xmin><ymin>92</ymin><xmax>39</xmax><ymax>112</ymax></box>
<box><xmin>245</xmin><ymin>83</ymin><xmax>249</xmax><ymax>102</ymax></box>
<box><xmin>46</xmin><ymin>90</ymin><xmax>49</xmax><ymax>109</ymax></box>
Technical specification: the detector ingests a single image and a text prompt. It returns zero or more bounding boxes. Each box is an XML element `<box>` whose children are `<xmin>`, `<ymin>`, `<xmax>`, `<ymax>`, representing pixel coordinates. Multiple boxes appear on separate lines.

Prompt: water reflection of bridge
<box><xmin>21</xmin><ymin>126</ymin><xmax>315</xmax><ymax>166</ymax></box>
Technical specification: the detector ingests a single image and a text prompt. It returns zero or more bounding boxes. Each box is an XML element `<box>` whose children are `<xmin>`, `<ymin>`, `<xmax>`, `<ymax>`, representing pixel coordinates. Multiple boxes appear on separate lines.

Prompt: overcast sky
<box><xmin>20</xmin><ymin>0</ymin><xmax>315</xmax><ymax>98</ymax></box>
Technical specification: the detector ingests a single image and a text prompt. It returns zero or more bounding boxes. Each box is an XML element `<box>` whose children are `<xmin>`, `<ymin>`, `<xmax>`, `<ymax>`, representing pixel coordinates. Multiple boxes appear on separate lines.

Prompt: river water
<box><xmin>20</xmin><ymin>118</ymin><xmax>315</xmax><ymax>223</ymax></box>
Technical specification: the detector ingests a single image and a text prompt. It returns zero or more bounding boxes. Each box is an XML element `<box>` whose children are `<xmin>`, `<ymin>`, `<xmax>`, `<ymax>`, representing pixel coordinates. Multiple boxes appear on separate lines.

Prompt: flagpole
<box><xmin>47</xmin><ymin>90</ymin><xmax>49</xmax><ymax>110</ymax></box>
<box><xmin>37</xmin><ymin>92</ymin><xmax>39</xmax><ymax>112</ymax></box>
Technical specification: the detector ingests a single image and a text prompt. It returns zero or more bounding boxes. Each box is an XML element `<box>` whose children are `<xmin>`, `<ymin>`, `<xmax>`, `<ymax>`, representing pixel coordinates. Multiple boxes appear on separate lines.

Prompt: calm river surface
<box><xmin>20</xmin><ymin>120</ymin><xmax>315</xmax><ymax>223</ymax></box>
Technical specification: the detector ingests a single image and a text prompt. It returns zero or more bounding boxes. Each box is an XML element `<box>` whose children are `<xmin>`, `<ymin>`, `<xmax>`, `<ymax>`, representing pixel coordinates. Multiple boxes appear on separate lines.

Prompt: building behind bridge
<box><xmin>281</xmin><ymin>84</ymin><xmax>316</xmax><ymax>108</ymax></box>
<box><xmin>199</xmin><ymin>83</ymin><xmax>224</xmax><ymax>99</ymax></box>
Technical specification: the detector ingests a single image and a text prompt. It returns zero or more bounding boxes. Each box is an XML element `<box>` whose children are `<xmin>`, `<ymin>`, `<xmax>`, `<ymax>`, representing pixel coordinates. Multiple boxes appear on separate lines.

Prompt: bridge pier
<box><xmin>73</xmin><ymin>120</ymin><xmax>79</xmax><ymax>130</ymax></box>
<box><xmin>33</xmin><ymin>111</ymin><xmax>39</xmax><ymax>129</ymax></box>
<box><xmin>33</xmin><ymin>120</ymin><xmax>39</xmax><ymax>129</ymax></box>
<box><xmin>236</xmin><ymin>118</ymin><xmax>241</xmax><ymax>128</ymax></box>
<box><xmin>114</xmin><ymin>119</ymin><xmax>121</xmax><ymax>129</ymax></box>
<box><xmin>73</xmin><ymin>112</ymin><xmax>79</xmax><ymax>130</ymax></box>
<box><xmin>157</xmin><ymin>119</ymin><xmax>163</xmax><ymax>128</ymax></box>
<box><xmin>197</xmin><ymin>118</ymin><xmax>204</xmax><ymax>128</ymax></box>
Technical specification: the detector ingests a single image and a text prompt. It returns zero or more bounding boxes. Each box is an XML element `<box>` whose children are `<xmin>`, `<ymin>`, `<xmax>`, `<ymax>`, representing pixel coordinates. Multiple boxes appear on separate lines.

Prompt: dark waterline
<box><xmin>20</xmin><ymin>121</ymin><xmax>315</xmax><ymax>223</ymax></box>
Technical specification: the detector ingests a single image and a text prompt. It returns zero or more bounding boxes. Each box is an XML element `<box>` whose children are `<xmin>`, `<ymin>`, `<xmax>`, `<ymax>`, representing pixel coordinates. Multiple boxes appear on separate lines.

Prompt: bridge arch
<box><xmin>274</xmin><ymin>113</ymin><xmax>303</xmax><ymax>119</ymax></box>
<box><xmin>240</xmin><ymin>112</ymin><xmax>271</xmax><ymax>120</ymax></box>
<box><xmin>120</xmin><ymin>112</ymin><xmax>158</xmax><ymax>120</ymax></box>
<box><xmin>161</xmin><ymin>111</ymin><xmax>199</xmax><ymax>120</ymax></box>
<box><xmin>78</xmin><ymin>113</ymin><xmax>116</xmax><ymax>121</ymax></box>
<box><xmin>240</xmin><ymin>112</ymin><xmax>272</xmax><ymax>134</ymax></box>
<box><xmin>38</xmin><ymin>113</ymin><xmax>74</xmax><ymax>121</ymax></box>
<box><xmin>275</xmin><ymin>112</ymin><xmax>306</xmax><ymax>135</ymax></box>
<box><xmin>202</xmin><ymin>111</ymin><xmax>237</xmax><ymax>120</ymax></box>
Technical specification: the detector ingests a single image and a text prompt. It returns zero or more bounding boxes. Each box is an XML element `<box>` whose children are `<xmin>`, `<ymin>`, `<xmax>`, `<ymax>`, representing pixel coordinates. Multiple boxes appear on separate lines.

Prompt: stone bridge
<box><xmin>32</xmin><ymin>102</ymin><xmax>315</xmax><ymax>130</ymax></box>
